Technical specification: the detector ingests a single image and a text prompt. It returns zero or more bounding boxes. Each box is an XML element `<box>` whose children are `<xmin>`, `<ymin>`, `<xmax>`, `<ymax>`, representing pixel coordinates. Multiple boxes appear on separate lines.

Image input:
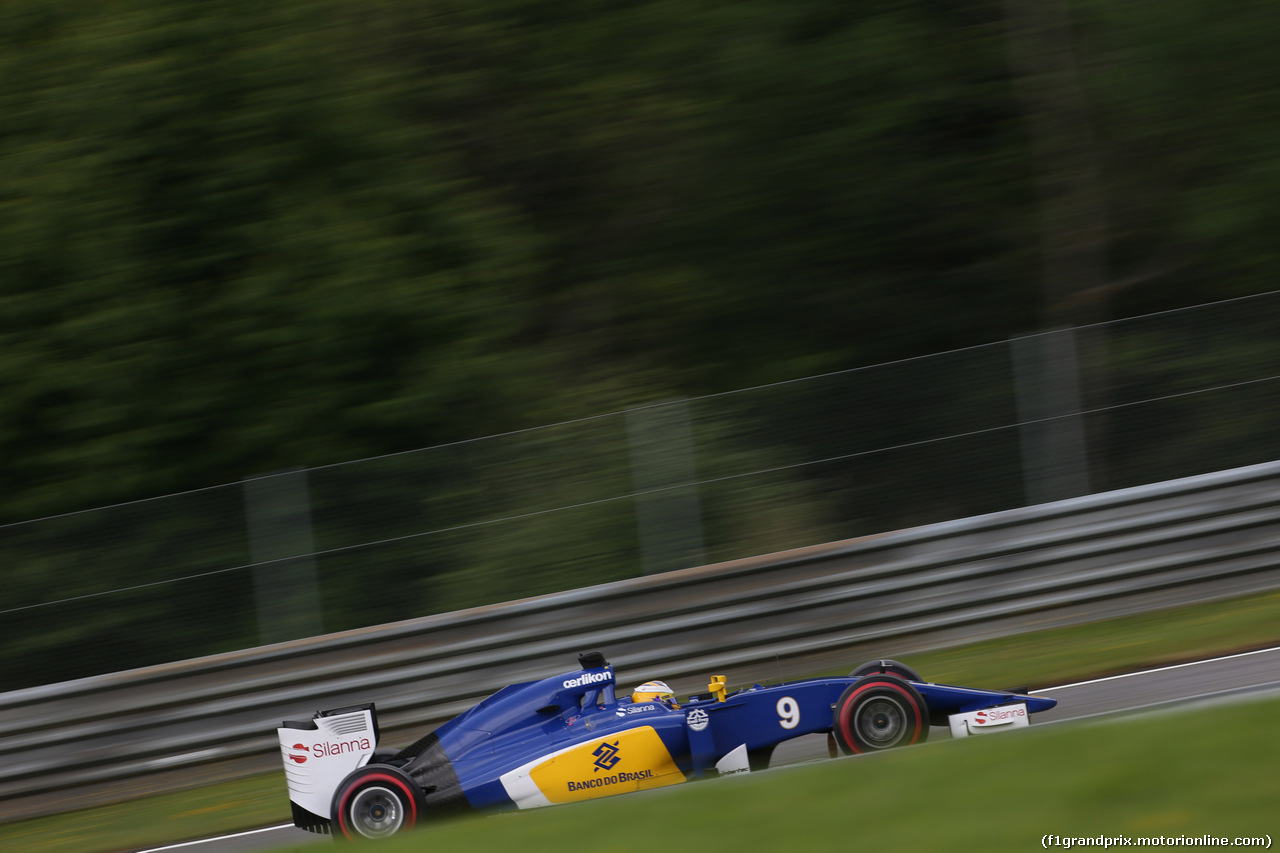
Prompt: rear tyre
<box><xmin>832</xmin><ymin>675</ymin><xmax>929</xmax><ymax>755</ymax></box>
<box><xmin>848</xmin><ymin>659</ymin><xmax>923</xmax><ymax>682</ymax></box>
<box><xmin>332</xmin><ymin>766</ymin><xmax>420</xmax><ymax>840</ymax></box>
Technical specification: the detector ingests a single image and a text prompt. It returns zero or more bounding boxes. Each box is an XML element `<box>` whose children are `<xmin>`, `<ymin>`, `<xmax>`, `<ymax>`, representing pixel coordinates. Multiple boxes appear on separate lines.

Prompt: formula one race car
<box><xmin>278</xmin><ymin>652</ymin><xmax>1055</xmax><ymax>840</ymax></box>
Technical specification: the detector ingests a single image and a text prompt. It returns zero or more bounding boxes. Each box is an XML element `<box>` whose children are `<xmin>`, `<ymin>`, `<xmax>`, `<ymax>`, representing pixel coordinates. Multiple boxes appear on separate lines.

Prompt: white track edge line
<box><xmin>1033</xmin><ymin>644</ymin><xmax>1280</xmax><ymax>693</ymax></box>
<box><xmin>134</xmin><ymin>823</ymin><xmax>295</xmax><ymax>852</ymax></box>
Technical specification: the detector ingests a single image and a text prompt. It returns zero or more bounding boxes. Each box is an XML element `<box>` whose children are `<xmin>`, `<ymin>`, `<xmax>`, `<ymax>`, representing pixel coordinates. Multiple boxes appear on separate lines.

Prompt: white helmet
<box><xmin>631</xmin><ymin>680</ymin><xmax>676</xmax><ymax>704</ymax></box>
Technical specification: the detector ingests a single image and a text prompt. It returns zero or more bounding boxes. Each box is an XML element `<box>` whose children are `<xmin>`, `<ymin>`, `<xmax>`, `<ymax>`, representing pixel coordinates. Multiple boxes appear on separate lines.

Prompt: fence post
<box><xmin>1012</xmin><ymin>327</ymin><xmax>1092</xmax><ymax>504</ymax></box>
<box><xmin>626</xmin><ymin>400</ymin><xmax>706</xmax><ymax>575</ymax></box>
<box><xmin>244</xmin><ymin>468</ymin><xmax>323</xmax><ymax>644</ymax></box>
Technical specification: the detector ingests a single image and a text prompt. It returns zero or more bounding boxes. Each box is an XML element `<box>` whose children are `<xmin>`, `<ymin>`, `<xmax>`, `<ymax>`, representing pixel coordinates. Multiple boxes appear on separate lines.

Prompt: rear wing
<box><xmin>278</xmin><ymin>703</ymin><xmax>380</xmax><ymax>831</ymax></box>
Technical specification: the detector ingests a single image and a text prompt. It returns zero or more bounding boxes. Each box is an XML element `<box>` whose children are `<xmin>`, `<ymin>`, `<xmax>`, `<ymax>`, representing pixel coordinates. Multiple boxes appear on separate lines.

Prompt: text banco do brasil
<box><xmin>567</xmin><ymin>770</ymin><xmax>654</xmax><ymax>791</ymax></box>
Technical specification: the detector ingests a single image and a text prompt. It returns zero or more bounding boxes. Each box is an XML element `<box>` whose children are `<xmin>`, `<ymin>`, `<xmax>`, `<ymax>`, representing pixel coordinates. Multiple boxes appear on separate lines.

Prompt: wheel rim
<box><xmin>854</xmin><ymin>696</ymin><xmax>906</xmax><ymax>747</ymax></box>
<box><xmin>348</xmin><ymin>785</ymin><xmax>405</xmax><ymax>838</ymax></box>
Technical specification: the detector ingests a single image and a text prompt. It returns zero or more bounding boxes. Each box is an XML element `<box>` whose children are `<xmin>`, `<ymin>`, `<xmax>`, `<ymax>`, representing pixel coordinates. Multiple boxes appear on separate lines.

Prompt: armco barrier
<box><xmin>3</xmin><ymin>460</ymin><xmax>1280</xmax><ymax>806</ymax></box>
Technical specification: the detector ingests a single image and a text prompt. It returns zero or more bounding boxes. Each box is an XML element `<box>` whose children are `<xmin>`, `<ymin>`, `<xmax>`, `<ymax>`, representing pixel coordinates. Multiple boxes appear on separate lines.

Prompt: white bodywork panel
<box><xmin>948</xmin><ymin>702</ymin><xmax>1030</xmax><ymax>738</ymax></box>
<box><xmin>715</xmin><ymin>743</ymin><xmax>751</xmax><ymax>777</ymax></box>
<box><xmin>278</xmin><ymin>707</ymin><xmax>378</xmax><ymax>819</ymax></box>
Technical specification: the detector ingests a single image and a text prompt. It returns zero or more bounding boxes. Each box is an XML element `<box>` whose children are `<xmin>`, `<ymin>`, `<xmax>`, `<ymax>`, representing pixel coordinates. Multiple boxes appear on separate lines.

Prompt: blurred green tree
<box><xmin>3</xmin><ymin>0</ymin><xmax>1280</xmax><ymax>685</ymax></box>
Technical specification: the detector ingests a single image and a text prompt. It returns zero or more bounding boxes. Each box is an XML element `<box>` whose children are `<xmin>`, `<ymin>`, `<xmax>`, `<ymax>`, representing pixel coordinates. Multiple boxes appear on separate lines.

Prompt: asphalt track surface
<box><xmin>134</xmin><ymin>646</ymin><xmax>1280</xmax><ymax>853</ymax></box>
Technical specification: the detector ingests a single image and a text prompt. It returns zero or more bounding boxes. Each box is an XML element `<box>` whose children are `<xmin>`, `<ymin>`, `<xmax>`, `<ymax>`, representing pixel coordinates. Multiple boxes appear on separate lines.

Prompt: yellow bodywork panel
<box><xmin>525</xmin><ymin>726</ymin><xmax>686</xmax><ymax>805</ymax></box>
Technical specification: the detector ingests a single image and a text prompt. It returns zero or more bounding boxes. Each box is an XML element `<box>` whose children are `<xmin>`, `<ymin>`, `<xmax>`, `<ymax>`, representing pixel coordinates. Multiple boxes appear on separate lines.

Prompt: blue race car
<box><xmin>278</xmin><ymin>652</ymin><xmax>1055</xmax><ymax>840</ymax></box>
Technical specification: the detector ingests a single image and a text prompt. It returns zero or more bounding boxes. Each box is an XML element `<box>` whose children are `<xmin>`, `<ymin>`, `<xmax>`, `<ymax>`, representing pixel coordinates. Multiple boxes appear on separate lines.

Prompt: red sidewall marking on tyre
<box><xmin>838</xmin><ymin>681</ymin><xmax>924</xmax><ymax>754</ymax></box>
<box><xmin>336</xmin><ymin>773</ymin><xmax>418</xmax><ymax>839</ymax></box>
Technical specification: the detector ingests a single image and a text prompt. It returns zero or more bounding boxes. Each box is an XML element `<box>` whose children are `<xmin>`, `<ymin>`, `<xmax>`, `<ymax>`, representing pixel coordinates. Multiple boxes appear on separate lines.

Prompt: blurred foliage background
<box><xmin>2</xmin><ymin>0</ymin><xmax>1280</xmax><ymax>685</ymax></box>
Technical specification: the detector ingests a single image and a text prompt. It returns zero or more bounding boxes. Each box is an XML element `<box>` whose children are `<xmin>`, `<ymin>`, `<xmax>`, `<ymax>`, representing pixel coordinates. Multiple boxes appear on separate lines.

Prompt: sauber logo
<box><xmin>973</xmin><ymin>706</ymin><xmax>1026</xmax><ymax>726</ymax></box>
<box><xmin>592</xmin><ymin>741</ymin><xmax>621</xmax><ymax>772</ymax></box>
<box><xmin>285</xmin><ymin>744</ymin><xmax>310</xmax><ymax>764</ymax></box>
<box><xmin>563</xmin><ymin>671</ymin><xmax>613</xmax><ymax>689</ymax></box>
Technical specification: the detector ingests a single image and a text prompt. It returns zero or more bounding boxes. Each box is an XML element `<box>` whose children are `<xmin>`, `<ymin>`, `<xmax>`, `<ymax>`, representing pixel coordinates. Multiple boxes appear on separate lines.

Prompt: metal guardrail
<box><xmin>3</xmin><ymin>460</ymin><xmax>1280</xmax><ymax>804</ymax></box>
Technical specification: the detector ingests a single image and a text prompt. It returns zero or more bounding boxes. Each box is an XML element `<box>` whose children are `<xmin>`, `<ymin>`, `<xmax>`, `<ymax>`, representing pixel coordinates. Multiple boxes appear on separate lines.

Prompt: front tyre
<box><xmin>832</xmin><ymin>675</ymin><xmax>929</xmax><ymax>755</ymax></box>
<box><xmin>332</xmin><ymin>767</ymin><xmax>420</xmax><ymax>840</ymax></box>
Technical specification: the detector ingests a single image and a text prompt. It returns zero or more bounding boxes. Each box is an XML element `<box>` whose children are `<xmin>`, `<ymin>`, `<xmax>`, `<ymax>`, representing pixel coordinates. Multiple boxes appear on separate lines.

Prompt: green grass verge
<box><xmin>4</xmin><ymin>587</ymin><xmax>1279</xmax><ymax>853</ymax></box>
<box><xmin>0</xmin><ymin>774</ymin><xmax>290</xmax><ymax>853</ymax></box>
<box><xmin>907</xmin><ymin>588</ymin><xmax>1280</xmax><ymax>691</ymax></box>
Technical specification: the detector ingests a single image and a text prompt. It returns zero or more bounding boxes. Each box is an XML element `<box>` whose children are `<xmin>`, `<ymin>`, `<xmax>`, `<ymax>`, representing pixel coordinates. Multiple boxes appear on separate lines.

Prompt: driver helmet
<box><xmin>631</xmin><ymin>680</ymin><xmax>676</xmax><ymax>705</ymax></box>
